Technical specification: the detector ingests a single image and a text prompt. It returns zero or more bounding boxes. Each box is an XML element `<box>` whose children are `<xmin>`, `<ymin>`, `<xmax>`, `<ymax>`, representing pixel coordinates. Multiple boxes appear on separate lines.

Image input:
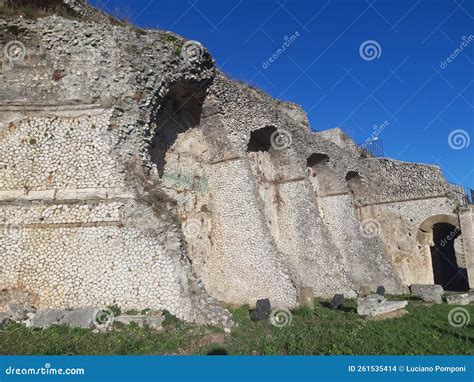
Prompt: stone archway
<box><xmin>417</xmin><ymin>215</ymin><xmax>469</xmax><ymax>291</ymax></box>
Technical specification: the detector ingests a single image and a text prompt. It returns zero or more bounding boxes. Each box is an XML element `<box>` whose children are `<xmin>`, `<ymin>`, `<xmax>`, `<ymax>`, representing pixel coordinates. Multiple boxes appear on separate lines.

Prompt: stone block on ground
<box><xmin>468</xmin><ymin>291</ymin><xmax>474</xmax><ymax>303</ymax></box>
<box><xmin>61</xmin><ymin>308</ymin><xmax>100</xmax><ymax>328</ymax></box>
<box><xmin>357</xmin><ymin>294</ymin><xmax>408</xmax><ymax>316</ymax></box>
<box><xmin>330</xmin><ymin>294</ymin><xmax>344</xmax><ymax>310</ymax></box>
<box><xmin>251</xmin><ymin>299</ymin><xmax>271</xmax><ymax>321</ymax></box>
<box><xmin>298</xmin><ymin>287</ymin><xmax>314</xmax><ymax>306</ymax></box>
<box><xmin>0</xmin><ymin>312</ymin><xmax>10</xmax><ymax>325</ymax></box>
<box><xmin>5</xmin><ymin>302</ymin><xmax>36</xmax><ymax>321</ymax></box>
<box><xmin>371</xmin><ymin>309</ymin><xmax>408</xmax><ymax>321</ymax></box>
<box><xmin>446</xmin><ymin>294</ymin><xmax>470</xmax><ymax>305</ymax></box>
<box><xmin>29</xmin><ymin>309</ymin><xmax>66</xmax><ymax>328</ymax></box>
<box><xmin>410</xmin><ymin>284</ymin><xmax>444</xmax><ymax>303</ymax></box>
<box><xmin>114</xmin><ymin>313</ymin><xmax>165</xmax><ymax>330</ymax></box>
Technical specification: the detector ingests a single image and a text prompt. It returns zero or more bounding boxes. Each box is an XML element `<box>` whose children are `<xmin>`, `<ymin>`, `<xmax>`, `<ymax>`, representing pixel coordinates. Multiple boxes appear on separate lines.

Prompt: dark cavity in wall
<box><xmin>149</xmin><ymin>79</ymin><xmax>209</xmax><ymax>177</ymax></box>
<box><xmin>306</xmin><ymin>153</ymin><xmax>329</xmax><ymax>176</ymax></box>
<box><xmin>430</xmin><ymin>223</ymin><xmax>469</xmax><ymax>291</ymax></box>
<box><xmin>247</xmin><ymin>126</ymin><xmax>277</xmax><ymax>152</ymax></box>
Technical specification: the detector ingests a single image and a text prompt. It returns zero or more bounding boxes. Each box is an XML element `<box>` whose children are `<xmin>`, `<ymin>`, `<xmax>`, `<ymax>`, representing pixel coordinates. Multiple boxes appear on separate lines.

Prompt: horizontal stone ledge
<box><xmin>210</xmin><ymin>156</ymin><xmax>244</xmax><ymax>165</ymax></box>
<box><xmin>0</xmin><ymin>221</ymin><xmax>123</xmax><ymax>230</ymax></box>
<box><xmin>266</xmin><ymin>176</ymin><xmax>307</xmax><ymax>185</ymax></box>
<box><xmin>0</xmin><ymin>188</ymin><xmax>135</xmax><ymax>203</ymax></box>
<box><xmin>0</xmin><ymin>103</ymin><xmax>106</xmax><ymax>112</ymax></box>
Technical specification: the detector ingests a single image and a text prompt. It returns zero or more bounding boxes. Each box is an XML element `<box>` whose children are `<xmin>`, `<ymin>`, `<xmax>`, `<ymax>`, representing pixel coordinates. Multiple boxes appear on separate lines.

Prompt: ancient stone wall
<box><xmin>0</xmin><ymin>3</ymin><xmax>470</xmax><ymax>323</ymax></box>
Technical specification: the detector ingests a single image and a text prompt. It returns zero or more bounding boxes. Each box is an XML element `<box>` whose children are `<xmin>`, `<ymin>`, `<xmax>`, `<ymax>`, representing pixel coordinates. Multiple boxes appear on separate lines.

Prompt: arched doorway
<box><xmin>431</xmin><ymin>222</ymin><xmax>469</xmax><ymax>291</ymax></box>
<box><xmin>417</xmin><ymin>215</ymin><xmax>469</xmax><ymax>291</ymax></box>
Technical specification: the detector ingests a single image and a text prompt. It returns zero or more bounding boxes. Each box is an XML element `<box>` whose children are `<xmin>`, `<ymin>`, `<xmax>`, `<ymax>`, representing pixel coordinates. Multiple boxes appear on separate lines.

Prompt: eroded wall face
<box><xmin>459</xmin><ymin>206</ymin><xmax>474</xmax><ymax>288</ymax></box>
<box><xmin>0</xmin><ymin>109</ymin><xmax>201</xmax><ymax>320</ymax></box>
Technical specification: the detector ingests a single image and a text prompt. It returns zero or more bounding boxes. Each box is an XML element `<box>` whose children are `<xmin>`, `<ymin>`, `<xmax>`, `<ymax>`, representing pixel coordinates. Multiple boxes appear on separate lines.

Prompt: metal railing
<box><xmin>346</xmin><ymin>139</ymin><xmax>384</xmax><ymax>158</ymax></box>
<box><xmin>449</xmin><ymin>183</ymin><xmax>474</xmax><ymax>206</ymax></box>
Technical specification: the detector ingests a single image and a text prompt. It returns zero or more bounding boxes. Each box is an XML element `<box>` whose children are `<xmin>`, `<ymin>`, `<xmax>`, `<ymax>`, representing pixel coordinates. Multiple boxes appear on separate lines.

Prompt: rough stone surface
<box><xmin>251</xmin><ymin>299</ymin><xmax>271</xmax><ymax>321</ymax></box>
<box><xmin>446</xmin><ymin>294</ymin><xmax>471</xmax><ymax>305</ymax></box>
<box><xmin>357</xmin><ymin>286</ymin><xmax>371</xmax><ymax>297</ymax></box>
<box><xmin>5</xmin><ymin>302</ymin><xmax>35</xmax><ymax>321</ymax></box>
<box><xmin>60</xmin><ymin>308</ymin><xmax>100</xmax><ymax>328</ymax></box>
<box><xmin>114</xmin><ymin>314</ymin><xmax>165</xmax><ymax>330</ymax></box>
<box><xmin>0</xmin><ymin>0</ymin><xmax>472</xmax><ymax>325</ymax></box>
<box><xmin>410</xmin><ymin>284</ymin><xmax>444</xmax><ymax>303</ymax></box>
<box><xmin>0</xmin><ymin>312</ymin><xmax>9</xmax><ymax>325</ymax></box>
<box><xmin>371</xmin><ymin>309</ymin><xmax>409</xmax><ymax>321</ymax></box>
<box><xmin>29</xmin><ymin>309</ymin><xmax>67</xmax><ymax>328</ymax></box>
<box><xmin>357</xmin><ymin>294</ymin><xmax>408</xmax><ymax>316</ymax></box>
<box><xmin>298</xmin><ymin>287</ymin><xmax>314</xmax><ymax>306</ymax></box>
<box><xmin>330</xmin><ymin>294</ymin><xmax>344</xmax><ymax>310</ymax></box>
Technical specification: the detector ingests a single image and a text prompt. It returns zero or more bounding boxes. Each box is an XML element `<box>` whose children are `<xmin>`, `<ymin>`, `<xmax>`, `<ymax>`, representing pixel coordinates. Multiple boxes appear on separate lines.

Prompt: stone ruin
<box><xmin>0</xmin><ymin>0</ymin><xmax>473</xmax><ymax>325</ymax></box>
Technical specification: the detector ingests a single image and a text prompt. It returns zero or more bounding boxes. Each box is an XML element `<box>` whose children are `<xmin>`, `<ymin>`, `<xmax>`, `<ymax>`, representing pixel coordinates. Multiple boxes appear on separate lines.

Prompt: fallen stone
<box><xmin>298</xmin><ymin>287</ymin><xmax>314</xmax><ymax>306</ymax></box>
<box><xmin>376</xmin><ymin>286</ymin><xmax>385</xmax><ymax>296</ymax></box>
<box><xmin>357</xmin><ymin>294</ymin><xmax>408</xmax><ymax>316</ymax></box>
<box><xmin>5</xmin><ymin>302</ymin><xmax>36</xmax><ymax>321</ymax></box>
<box><xmin>357</xmin><ymin>285</ymin><xmax>371</xmax><ymax>297</ymax></box>
<box><xmin>410</xmin><ymin>284</ymin><xmax>444</xmax><ymax>303</ymax></box>
<box><xmin>0</xmin><ymin>312</ymin><xmax>10</xmax><ymax>325</ymax></box>
<box><xmin>330</xmin><ymin>294</ymin><xmax>344</xmax><ymax>310</ymax></box>
<box><xmin>251</xmin><ymin>299</ymin><xmax>271</xmax><ymax>321</ymax></box>
<box><xmin>114</xmin><ymin>314</ymin><xmax>165</xmax><ymax>330</ymax></box>
<box><xmin>467</xmin><ymin>291</ymin><xmax>474</xmax><ymax>303</ymax></box>
<box><xmin>371</xmin><ymin>309</ymin><xmax>408</xmax><ymax>321</ymax></box>
<box><xmin>29</xmin><ymin>309</ymin><xmax>66</xmax><ymax>328</ymax></box>
<box><xmin>61</xmin><ymin>308</ymin><xmax>100</xmax><ymax>328</ymax></box>
<box><xmin>446</xmin><ymin>294</ymin><xmax>470</xmax><ymax>305</ymax></box>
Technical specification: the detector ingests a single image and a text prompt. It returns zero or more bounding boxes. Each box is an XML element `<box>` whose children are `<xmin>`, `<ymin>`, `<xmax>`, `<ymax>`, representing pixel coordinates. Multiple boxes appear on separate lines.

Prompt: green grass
<box><xmin>1</xmin><ymin>300</ymin><xmax>473</xmax><ymax>355</ymax></box>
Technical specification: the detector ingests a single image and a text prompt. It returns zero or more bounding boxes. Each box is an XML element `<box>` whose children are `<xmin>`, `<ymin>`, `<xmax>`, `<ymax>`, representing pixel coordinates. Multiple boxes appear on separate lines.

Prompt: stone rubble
<box><xmin>410</xmin><ymin>284</ymin><xmax>444</xmax><ymax>303</ymax></box>
<box><xmin>357</xmin><ymin>294</ymin><xmax>408</xmax><ymax>316</ymax></box>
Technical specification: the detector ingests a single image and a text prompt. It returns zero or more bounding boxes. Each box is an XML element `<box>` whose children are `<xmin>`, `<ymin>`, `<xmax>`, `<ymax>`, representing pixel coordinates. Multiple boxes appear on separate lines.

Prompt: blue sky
<box><xmin>89</xmin><ymin>0</ymin><xmax>474</xmax><ymax>189</ymax></box>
